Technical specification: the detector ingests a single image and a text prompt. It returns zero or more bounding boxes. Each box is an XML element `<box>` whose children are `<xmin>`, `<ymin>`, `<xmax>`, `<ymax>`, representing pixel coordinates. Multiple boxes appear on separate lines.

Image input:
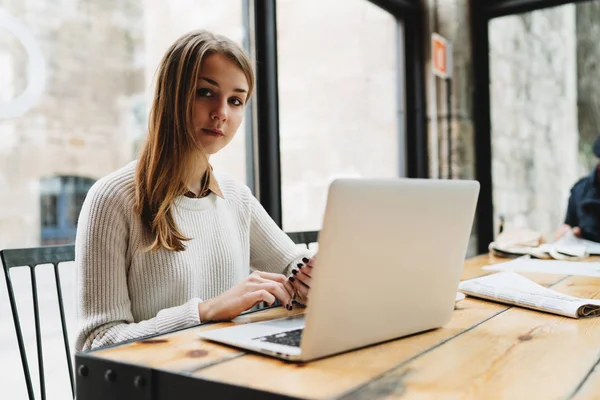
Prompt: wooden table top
<box><xmin>81</xmin><ymin>254</ymin><xmax>600</xmax><ymax>399</ymax></box>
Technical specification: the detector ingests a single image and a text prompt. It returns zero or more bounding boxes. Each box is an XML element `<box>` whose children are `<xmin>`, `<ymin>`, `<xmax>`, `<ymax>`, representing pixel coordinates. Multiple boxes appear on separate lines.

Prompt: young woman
<box><xmin>75</xmin><ymin>30</ymin><xmax>314</xmax><ymax>351</ymax></box>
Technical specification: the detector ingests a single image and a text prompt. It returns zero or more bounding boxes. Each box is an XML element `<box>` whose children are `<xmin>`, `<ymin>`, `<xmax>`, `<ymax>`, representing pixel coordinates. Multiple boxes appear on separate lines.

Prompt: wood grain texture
<box><xmin>570</xmin><ymin>359</ymin><xmax>600</xmax><ymax>400</ymax></box>
<box><xmin>193</xmin><ymin>297</ymin><xmax>508</xmax><ymax>399</ymax></box>
<box><xmin>190</xmin><ymin>257</ymin><xmax>573</xmax><ymax>400</ymax></box>
<box><xmin>343</xmin><ymin>275</ymin><xmax>600</xmax><ymax>400</ymax></box>
<box><xmin>91</xmin><ymin>306</ymin><xmax>304</xmax><ymax>372</ymax></box>
<box><xmin>84</xmin><ymin>254</ymin><xmax>600</xmax><ymax>400</ymax></box>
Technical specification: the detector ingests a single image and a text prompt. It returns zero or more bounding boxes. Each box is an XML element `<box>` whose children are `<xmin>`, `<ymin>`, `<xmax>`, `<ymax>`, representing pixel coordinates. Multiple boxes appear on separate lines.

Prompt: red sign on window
<box><xmin>432</xmin><ymin>33</ymin><xmax>452</xmax><ymax>79</ymax></box>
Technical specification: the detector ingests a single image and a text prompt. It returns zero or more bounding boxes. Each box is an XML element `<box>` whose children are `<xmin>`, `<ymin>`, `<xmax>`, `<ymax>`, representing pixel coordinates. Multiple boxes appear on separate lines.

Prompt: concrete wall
<box><xmin>489</xmin><ymin>6</ymin><xmax>579</xmax><ymax>239</ymax></box>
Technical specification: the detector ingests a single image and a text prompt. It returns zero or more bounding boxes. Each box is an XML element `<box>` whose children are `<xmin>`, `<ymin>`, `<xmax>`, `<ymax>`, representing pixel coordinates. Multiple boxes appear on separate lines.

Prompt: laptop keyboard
<box><xmin>252</xmin><ymin>328</ymin><xmax>304</xmax><ymax>347</ymax></box>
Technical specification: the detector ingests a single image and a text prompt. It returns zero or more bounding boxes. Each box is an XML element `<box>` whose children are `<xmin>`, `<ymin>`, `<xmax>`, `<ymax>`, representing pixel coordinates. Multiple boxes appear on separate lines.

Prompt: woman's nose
<box><xmin>210</xmin><ymin>101</ymin><xmax>227</xmax><ymax>122</ymax></box>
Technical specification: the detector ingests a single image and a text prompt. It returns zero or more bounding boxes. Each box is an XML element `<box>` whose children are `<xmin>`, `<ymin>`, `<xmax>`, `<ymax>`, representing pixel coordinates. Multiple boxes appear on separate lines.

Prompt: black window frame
<box><xmin>251</xmin><ymin>0</ymin><xmax>428</xmax><ymax>227</ymax></box>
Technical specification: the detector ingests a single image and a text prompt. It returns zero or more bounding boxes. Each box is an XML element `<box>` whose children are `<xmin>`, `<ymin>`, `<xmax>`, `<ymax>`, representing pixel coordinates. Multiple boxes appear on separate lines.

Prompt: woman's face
<box><xmin>192</xmin><ymin>53</ymin><xmax>249</xmax><ymax>155</ymax></box>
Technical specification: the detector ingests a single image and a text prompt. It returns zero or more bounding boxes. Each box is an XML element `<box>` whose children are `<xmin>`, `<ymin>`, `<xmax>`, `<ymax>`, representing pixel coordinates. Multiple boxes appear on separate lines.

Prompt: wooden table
<box><xmin>75</xmin><ymin>255</ymin><xmax>600</xmax><ymax>399</ymax></box>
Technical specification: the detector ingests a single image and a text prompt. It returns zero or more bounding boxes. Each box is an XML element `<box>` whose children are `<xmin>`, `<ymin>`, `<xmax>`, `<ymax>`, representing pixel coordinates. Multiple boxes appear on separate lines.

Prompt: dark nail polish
<box><xmin>286</xmin><ymin>304</ymin><xmax>292</xmax><ymax>310</ymax></box>
<box><xmin>297</xmin><ymin>263</ymin><xmax>303</xmax><ymax>269</ymax></box>
<box><xmin>302</xmin><ymin>257</ymin><xmax>309</xmax><ymax>263</ymax></box>
<box><xmin>292</xmin><ymin>300</ymin><xmax>306</xmax><ymax>308</ymax></box>
<box><xmin>292</xmin><ymin>269</ymin><xmax>298</xmax><ymax>275</ymax></box>
<box><xmin>289</xmin><ymin>276</ymin><xmax>296</xmax><ymax>282</ymax></box>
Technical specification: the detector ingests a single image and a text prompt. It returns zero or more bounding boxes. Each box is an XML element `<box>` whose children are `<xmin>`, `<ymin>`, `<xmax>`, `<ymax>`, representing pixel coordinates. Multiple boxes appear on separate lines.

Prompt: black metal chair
<box><xmin>286</xmin><ymin>230</ymin><xmax>319</xmax><ymax>248</ymax></box>
<box><xmin>2</xmin><ymin>245</ymin><xmax>75</xmax><ymax>400</ymax></box>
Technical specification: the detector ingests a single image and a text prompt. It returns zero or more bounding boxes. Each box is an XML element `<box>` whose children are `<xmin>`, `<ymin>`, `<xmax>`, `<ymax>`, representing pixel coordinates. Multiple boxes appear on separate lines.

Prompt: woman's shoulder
<box><xmin>213</xmin><ymin>171</ymin><xmax>250</xmax><ymax>194</ymax></box>
<box><xmin>86</xmin><ymin>160</ymin><xmax>138</xmax><ymax>208</ymax></box>
<box><xmin>213</xmin><ymin>170</ymin><xmax>253</xmax><ymax>205</ymax></box>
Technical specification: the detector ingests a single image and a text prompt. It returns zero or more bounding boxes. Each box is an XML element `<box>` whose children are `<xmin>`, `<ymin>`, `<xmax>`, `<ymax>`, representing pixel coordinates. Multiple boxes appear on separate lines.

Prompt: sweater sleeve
<box><xmin>246</xmin><ymin>189</ymin><xmax>313</xmax><ymax>275</ymax></box>
<box><xmin>74</xmin><ymin>181</ymin><xmax>201</xmax><ymax>352</ymax></box>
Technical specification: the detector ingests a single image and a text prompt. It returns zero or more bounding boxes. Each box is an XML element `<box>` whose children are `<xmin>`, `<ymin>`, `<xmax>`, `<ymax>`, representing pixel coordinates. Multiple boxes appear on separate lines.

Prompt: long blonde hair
<box><xmin>134</xmin><ymin>30</ymin><xmax>254</xmax><ymax>251</ymax></box>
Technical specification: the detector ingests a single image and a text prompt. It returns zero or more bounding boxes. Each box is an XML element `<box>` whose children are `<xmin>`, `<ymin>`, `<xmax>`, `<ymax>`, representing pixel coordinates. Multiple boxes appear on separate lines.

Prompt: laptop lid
<box><xmin>299</xmin><ymin>178</ymin><xmax>480</xmax><ymax>361</ymax></box>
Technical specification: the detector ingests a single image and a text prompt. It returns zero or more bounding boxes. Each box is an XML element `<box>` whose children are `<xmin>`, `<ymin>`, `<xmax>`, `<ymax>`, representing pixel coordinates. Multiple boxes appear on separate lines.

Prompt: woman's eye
<box><xmin>229</xmin><ymin>97</ymin><xmax>243</xmax><ymax>106</ymax></box>
<box><xmin>196</xmin><ymin>88</ymin><xmax>212</xmax><ymax>97</ymax></box>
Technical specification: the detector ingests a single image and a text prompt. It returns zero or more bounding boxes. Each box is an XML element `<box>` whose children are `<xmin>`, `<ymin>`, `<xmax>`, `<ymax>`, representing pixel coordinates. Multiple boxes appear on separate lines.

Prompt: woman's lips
<box><xmin>202</xmin><ymin>128</ymin><xmax>224</xmax><ymax>137</ymax></box>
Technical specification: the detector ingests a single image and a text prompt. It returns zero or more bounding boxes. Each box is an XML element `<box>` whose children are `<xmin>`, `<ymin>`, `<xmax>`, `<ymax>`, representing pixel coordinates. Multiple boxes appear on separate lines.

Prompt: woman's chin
<box><xmin>201</xmin><ymin>145</ymin><xmax>223</xmax><ymax>156</ymax></box>
<box><xmin>198</xmin><ymin>140</ymin><xmax>225</xmax><ymax>156</ymax></box>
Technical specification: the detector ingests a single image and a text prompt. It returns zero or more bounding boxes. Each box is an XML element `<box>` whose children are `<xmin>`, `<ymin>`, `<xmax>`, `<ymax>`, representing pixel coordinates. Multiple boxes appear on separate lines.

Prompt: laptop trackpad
<box><xmin>258</xmin><ymin>314</ymin><xmax>305</xmax><ymax>330</ymax></box>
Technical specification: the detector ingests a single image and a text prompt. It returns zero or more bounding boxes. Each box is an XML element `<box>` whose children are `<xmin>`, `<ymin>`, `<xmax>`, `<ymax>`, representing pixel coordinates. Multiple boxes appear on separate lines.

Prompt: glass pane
<box><xmin>277</xmin><ymin>0</ymin><xmax>403</xmax><ymax>233</ymax></box>
<box><xmin>41</xmin><ymin>194</ymin><xmax>58</xmax><ymax>227</ymax></box>
<box><xmin>489</xmin><ymin>1</ymin><xmax>600</xmax><ymax>241</ymax></box>
<box><xmin>0</xmin><ymin>2</ymin><xmax>248</xmax><ymax>399</ymax></box>
<box><xmin>0</xmin><ymin>0</ymin><xmax>248</xmax><ymax>250</ymax></box>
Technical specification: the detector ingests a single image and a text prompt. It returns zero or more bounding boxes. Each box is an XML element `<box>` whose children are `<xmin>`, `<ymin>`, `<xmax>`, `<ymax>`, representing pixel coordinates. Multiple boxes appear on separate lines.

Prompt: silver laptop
<box><xmin>198</xmin><ymin>178</ymin><xmax>480</xmax><ymax>362</ymax></box>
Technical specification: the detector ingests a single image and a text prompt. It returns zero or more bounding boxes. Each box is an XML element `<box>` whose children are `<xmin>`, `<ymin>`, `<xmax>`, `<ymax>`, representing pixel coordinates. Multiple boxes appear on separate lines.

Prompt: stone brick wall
<box><xmin>0</xmin><ymin>0</ymin><xmax>144</xmax><ymax>247</ymax></box>
<box><xmin>489</xmin><ymin>6</ymin><xmax>580</xmax><ymax>239</ymax></box>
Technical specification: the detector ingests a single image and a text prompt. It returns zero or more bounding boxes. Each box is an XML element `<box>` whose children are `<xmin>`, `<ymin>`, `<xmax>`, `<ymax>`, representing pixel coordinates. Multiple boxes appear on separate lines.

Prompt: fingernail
<box><xmin>302</xmin><ymin>257</ymin><xmax>309</xmax><ymax>263</ymax></box>
<box><xmin>289</xmin><ymin>276</ymin><xmax>296</xmax><ymax>282</ymax></box>
<box><xmin>286</xmin><ymin>304</ymin><xmax>292</xmax><ymax>310</ymax></box>
<box><xmin>292</xmin><ymin>269</ymin><xmax>298</xmax><ymax>275</ymax></box>
<box><xmin>297</xmin><ymin>263</ymin><xmax>303</xmax><ymax>269</ymax></box>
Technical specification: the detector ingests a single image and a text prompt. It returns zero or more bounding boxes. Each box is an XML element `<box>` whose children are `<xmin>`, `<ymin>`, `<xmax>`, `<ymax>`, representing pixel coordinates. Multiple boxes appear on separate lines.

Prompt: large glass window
<box><xmin>277</xmin><ymin>0</ymin><xmax>404</xmax><ymax>233</ymax></box>
<box><xmin>0</xmin><ymin>2</ymin><xmax>249</xmax><ymax>398</ymax></box>
<box><xmin>489</xmin><ymin>1</ymin><xmax>600</xmax><ymax>240</ymax></box>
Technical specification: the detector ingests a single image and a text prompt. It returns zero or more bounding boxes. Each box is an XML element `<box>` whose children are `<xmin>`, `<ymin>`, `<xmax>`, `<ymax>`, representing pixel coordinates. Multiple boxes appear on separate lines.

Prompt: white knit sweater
<box><xmin>75</xmin><ymin>161</ymin><xmax>311</xmax><ymax>351</ymax></box>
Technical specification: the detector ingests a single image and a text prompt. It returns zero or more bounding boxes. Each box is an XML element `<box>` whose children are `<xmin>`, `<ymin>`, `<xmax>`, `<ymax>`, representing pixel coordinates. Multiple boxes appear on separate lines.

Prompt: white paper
<box><xmin>455</xmin><ymin>292</ymin><xmax>465</xmax><ymax>302</ymax></box>
<box><xmin>483</xmin><ymin>256</ymin><xmax>600</xmax><ymax>277</ymax></box>
<box><xmin>458</xmin><ymin>271</ymin><xmax>600</xmax><ymax>318</ymax></box>
<box><xmin>555</xmin><ymin>230</ymin><xmax>600</xmax><ymax>255</ymax></box>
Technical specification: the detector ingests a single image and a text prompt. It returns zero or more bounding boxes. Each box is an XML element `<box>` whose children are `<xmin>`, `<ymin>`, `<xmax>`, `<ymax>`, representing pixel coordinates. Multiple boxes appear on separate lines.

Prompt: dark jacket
<box><xmin>565</xmin><ymin>167</ymin><xmax>600</xmax><ymax>242</ymax></box>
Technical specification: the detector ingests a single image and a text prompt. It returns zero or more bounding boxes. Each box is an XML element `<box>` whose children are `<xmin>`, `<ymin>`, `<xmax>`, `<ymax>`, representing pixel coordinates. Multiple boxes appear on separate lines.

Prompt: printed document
<box><xmin>483</xmin><ymin>257</ymin><xmax>600</xmax><ymax>277</ymax></box>
<box><xmin>458</xmin><ymin>272</ymin><xmax>600</xmax><ymax>318</ymax></box>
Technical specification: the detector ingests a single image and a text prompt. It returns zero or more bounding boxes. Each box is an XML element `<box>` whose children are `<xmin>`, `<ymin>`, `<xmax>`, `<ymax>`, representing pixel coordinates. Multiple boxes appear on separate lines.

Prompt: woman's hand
<box><xmin>198</xmin><ymin>271</ymin><xmax>296</xmax><ymax>321</ymax></box>
<box><xmin>553</xmin><ymin>224</ymin><xmax>581</xmax><ymax>241</ymax></box>
<box><xmin>289</xmin><ymin>256</ymin><xmax>315</xmax><ymax>305</ymax></box>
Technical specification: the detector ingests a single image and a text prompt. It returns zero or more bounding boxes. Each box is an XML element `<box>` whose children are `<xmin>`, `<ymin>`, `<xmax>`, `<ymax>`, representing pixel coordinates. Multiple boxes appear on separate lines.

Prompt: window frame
<box><xmin>251</xmin><ymin>0</ymin><xmax>427</xmax><ymax>227</ymax></box>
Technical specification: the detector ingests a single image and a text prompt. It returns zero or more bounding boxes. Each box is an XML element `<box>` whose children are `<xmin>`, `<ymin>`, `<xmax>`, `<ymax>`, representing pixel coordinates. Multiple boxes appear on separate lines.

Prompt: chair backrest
<box><xmin>2</xmin><ymin>245</ymin><xmax>75</xmax><ymax>400</ymax></box>
<box><xmin>286</xmin><ymin>231</ymin><xmax>319</xmax><ymax>248</ymax></box>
